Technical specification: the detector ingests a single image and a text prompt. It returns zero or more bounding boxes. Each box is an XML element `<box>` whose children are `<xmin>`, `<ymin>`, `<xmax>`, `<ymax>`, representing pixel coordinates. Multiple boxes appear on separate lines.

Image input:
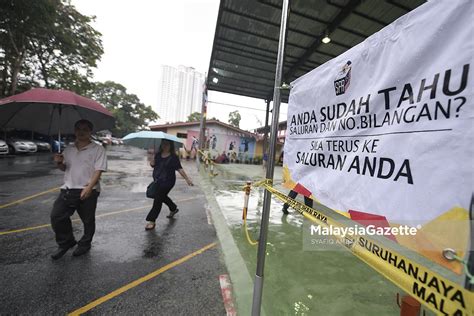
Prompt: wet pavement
<box><xmin>0</xmin><ymin>147</ymin><xmax>226</xmax><ymax>315</ymax></box>
<box><xmin>0</xmin><ymin>148</ymin><xmax>439</xmax><ymax>315</ymax></box>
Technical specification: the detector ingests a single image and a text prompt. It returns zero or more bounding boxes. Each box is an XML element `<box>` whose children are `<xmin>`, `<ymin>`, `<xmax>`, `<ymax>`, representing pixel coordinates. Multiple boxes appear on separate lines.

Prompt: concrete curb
<box><xmin>196</xmin><ymin>166</ymin><xmax>266</xmax><ymax>316</ymax></box>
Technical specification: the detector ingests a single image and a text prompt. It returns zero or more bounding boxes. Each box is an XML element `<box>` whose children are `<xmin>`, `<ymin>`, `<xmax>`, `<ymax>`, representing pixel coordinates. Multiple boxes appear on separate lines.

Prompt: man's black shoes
<box><xmin>51</xmin><ymin>241</ymin><xmax>90</xmax><ymax>259</ymax></box>
<box><xmin>51</xmin><ymin>241</ymin><xmax>77</xmax><ymax>260</ymax></box>
<box><xmin>51</xmin><ymin>248</ymin><xmax>69</xmax><ymax>260</ymax></box>
<box><xmin>72</xmin><ymin>245</ymin><xmax>91</xmax><ymax>257</ymax></box>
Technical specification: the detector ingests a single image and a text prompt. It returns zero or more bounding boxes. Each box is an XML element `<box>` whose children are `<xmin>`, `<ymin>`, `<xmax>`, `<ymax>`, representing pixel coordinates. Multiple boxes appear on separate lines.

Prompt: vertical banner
<box><xmin>286</xmin><ymin>0</ymin><xmax>472</xmax><ymax>227</ymax></box>
<box><xmin>284</xmin><ymin>0</ymin><xmax>473</xmax><ymax>299</ymax></box>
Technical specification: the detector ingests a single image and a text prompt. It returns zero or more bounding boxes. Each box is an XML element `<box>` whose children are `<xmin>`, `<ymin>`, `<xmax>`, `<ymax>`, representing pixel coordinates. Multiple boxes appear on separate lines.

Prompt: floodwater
<box><xmin>206</xmin><ymin>163</ymin><xmax>416</xmax><ymax>316</ymax></box>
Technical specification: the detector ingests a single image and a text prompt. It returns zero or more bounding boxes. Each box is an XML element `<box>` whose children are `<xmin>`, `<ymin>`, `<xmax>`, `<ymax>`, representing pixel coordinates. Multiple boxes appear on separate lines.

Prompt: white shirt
<box><xmin>61</xmin><ymin>142</ymin><xmax>107</xmax><ymax>191</ymax></box>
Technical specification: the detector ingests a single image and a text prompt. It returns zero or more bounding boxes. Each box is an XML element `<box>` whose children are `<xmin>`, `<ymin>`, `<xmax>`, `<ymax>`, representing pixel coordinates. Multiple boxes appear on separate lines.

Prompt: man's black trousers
<box><xmin>51</xmin><ymin>189</ymin><xmax>99</xmax><ymax>248</ymax></box>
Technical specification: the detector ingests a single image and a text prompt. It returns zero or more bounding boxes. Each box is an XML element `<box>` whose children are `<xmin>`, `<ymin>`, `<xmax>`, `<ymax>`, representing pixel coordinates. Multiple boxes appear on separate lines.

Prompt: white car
<box><xmin>91</xmin><ymin>136</ymin><xmax>103</xmax><ymax>147</ymax></box>
<box><xmin>0</xmin><ymin>140</ymin><xmax>8</xmax><ymax>155</ymax></box>
<box><xmin>111</xmin><ymin>138</ymin><xmax>120</xmax><ymax>145</ymax></box>
<box><xmin>7</xmin><ymin>138</ymin><xmax>38</xmax><ymax>154</ymax></box>
<box><xmin>92</xmin><ymin>139</ymin><xmax>103</xmax><ymax>146</ymax></box>
<box><xmin>33</xmin><ymin>140</ymin><xmax>51</xmax><ymax>152</ymax></box>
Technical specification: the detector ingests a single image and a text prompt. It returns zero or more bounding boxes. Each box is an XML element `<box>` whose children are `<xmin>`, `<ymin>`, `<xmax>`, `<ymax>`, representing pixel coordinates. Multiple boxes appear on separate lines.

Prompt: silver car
<box><xmin>0</xmin><ymin>140</ymin><xmax>8</xmax><ymax>155</ymax></box>
<box><xmin>33</xmin><ymin>140</ymin><xmax>51</xmax><ymax>152</ymax></box>
<box><xmin>7</xmin><ymin>138</ymin><xmax>38</xmax><ymax>154</ymax></box>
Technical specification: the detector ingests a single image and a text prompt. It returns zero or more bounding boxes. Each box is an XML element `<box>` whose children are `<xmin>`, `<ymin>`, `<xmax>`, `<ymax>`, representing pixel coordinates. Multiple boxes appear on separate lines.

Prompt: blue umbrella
<box><xmin>122</xmin><ymin>131</ymin><xmax>183</xmax><ymax>151</ymax></box>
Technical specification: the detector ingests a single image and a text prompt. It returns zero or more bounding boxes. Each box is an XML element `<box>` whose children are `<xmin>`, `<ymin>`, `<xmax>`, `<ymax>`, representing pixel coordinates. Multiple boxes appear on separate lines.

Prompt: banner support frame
<box><xmin>251</xmin><ymin>0</ymin><xmax>290</xmax><ymax>315</ymax></box>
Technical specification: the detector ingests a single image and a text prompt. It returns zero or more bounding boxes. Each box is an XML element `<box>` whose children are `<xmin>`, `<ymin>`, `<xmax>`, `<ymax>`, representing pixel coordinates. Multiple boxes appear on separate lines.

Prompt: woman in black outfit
<box><xmin>145</xmin><ymin>140</ymin><xmax>193</xmax><ymax>230</ymax></box>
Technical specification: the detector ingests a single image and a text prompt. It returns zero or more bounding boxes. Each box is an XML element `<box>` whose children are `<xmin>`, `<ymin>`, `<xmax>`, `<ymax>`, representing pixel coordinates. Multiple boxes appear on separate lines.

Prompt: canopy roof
<box><xmin>207</xmin><ymin>0</ymin><xmax>425</xmax><ymax>103</ymax></box>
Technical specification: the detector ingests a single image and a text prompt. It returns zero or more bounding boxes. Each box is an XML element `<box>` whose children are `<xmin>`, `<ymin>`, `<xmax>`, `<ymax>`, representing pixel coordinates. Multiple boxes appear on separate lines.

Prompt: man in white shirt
<box><xmin>50</xmin><ymin>119</ymin><xmax>107</xmax><ymax>259</ymax></box>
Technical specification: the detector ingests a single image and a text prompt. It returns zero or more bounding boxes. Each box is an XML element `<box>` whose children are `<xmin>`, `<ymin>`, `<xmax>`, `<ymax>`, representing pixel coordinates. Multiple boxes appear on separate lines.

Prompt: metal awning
<box><xmin>207</xmin><ymin>0</ymin><xmax>425</xmax><ymax>103</ymax></box>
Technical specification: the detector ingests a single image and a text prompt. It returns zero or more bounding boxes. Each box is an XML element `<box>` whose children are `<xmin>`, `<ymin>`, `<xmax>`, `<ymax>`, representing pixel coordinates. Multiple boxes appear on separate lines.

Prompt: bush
<box><xmin>253</xmin><ymin>155</ymin><xmax>262</xmax><ymax>164</ymax></box>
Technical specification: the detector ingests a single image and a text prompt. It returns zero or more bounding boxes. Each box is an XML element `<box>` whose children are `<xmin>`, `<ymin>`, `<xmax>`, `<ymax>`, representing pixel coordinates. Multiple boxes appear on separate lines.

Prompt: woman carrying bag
<box><xmin>145</xmin><ymin>139</ymin><xmax>193</xmax><ymax>230</ymax></box>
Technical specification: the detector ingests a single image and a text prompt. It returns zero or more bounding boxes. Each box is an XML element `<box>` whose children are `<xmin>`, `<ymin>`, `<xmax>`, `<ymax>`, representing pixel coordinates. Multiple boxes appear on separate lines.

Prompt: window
<box><xmin>177</xmin><ymin>133</ymin><xmax>187</xmax><ymax>139</ymax></box>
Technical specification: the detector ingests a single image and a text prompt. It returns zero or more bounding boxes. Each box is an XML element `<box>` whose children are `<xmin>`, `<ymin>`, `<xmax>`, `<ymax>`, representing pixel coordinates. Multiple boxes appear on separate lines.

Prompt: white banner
<box><xmin>285</xmin><ymin>0</ymin><xmax>473</xmax><ymax>226</ymax></box>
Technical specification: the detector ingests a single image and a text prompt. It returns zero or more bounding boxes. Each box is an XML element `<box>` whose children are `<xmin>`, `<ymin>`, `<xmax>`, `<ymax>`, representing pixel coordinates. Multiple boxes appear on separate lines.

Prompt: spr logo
<box><xmin>334</xmin><ymin>61</ymin><xmax>352</xmax><ymax>96</ymax></box>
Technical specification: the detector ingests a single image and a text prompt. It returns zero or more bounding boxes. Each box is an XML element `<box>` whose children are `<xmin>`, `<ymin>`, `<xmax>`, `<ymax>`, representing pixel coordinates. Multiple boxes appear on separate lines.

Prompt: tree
<box><xmin>187</xmin><ymin>112</ymin><xmax>219</xmax><ymax>122</ymax></box>
<box><xmin>187</xmin><ymin>111</ymin><xmax>201</xmax><ymax>122</ymax></box>
<box><xmin>228</xmin><ymin>110</ymin><xmax>241</xmax><ymax>128</ymax></box>
<box><xmin>0</xmin><ymin>0</ymin><xmax>103</xmax><ymax>97</ymax></box>
<box><xmin>87</xmin><ymin>81</ymin><xmax>159</xmax><ymax>137</ymax></box>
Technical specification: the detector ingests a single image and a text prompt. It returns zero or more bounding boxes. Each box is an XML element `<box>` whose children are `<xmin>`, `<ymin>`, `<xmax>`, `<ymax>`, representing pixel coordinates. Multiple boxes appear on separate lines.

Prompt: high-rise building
<box><xmin>156</xmin><ymin>65</ymin><xmax>205</xmax><ymax>123</ymax></box>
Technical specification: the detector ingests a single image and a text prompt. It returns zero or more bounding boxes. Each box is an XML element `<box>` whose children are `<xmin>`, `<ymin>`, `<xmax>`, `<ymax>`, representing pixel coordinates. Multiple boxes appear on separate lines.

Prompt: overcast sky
<box><xmin>72</xmin><ymin>0</ymin><xmax>288</xmax><ymax>131</ymax></box>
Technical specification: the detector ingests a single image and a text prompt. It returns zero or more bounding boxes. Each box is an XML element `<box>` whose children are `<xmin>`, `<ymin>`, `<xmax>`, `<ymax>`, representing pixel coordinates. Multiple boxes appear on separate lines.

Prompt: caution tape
<box><xmin>256</xmin><ymin>180</ymin><xmax>473</xmax><ymax>316</ymax></box>
<box><xmin>243</xmin><ymin>215</ymin><xmax>258</xmax><ymax>246</ymax></box>
<box><xmin>198</xmin><ymin>149</ymin><xmax>219</xmax><ymax>177</ymax></box>
<box><xmin>252</xmin><ymin>179</ymin><xmax>273</xmax><ymax>187</ymax></box>
<box><xmin>242</xmin><ymin>182</ymin><xmax>258</xmax><ymax>246</ymax></box>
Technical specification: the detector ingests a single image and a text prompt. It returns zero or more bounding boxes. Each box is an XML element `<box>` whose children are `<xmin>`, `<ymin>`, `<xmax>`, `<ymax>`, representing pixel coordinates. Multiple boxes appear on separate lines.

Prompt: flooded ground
<box><xmin>203</xmin><ymin>163</ymin><xmax>417</xmax><ymax>316</ymax></box>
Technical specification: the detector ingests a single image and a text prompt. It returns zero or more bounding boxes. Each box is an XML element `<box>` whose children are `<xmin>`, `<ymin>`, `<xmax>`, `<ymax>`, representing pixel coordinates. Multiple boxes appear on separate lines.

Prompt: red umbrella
<box><xmin>0</xmin><ymin>88</ymin><xmax>115</xmax><ymax>151</ymax></box>
<box><xmin>0</xmin><ymin>88</ymin><xmax>114</xmax><ymax>133</ymax></box>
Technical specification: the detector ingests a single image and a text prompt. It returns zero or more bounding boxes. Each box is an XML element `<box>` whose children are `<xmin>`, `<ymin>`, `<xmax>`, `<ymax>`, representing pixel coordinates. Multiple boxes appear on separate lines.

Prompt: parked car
<box><xmin>111</xmin><ymin>138</ymin><xmax>120</xmax><ymax>145</ymax></box>
<box><xmin>98</xmin><ymin>136</ymin><xmax>111</xmax><ymax>145</ymax></box>
<box><xmin>7</xmin><ymin>138</ymin><xmax>37</xmax><ymax>154</ymax></box>
<box><xmin>33</xmin><ymin>140</ymin><xmax>51</xmax><ymax>152</ymax></box>
<box><xmin>91</xmin><ymin>135</ymin><xmax>104</xmax><ymax>147</ymax></box>
<box><xmin>0</xmin><ymin>140</ymin><xmax>9</xmax><ymax>155</ymax></box>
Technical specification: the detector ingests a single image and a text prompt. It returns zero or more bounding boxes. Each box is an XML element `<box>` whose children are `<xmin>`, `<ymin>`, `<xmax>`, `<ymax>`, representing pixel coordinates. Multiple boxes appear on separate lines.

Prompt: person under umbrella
<box><xmin>50</xmin><ymin>119</ymin><xmax>107</xmax><ymax>259</ymax></box>
<box><xmin>145</xmin><ymin>139</ymin><xmax>193</xmax><ymax>230</ymax></box>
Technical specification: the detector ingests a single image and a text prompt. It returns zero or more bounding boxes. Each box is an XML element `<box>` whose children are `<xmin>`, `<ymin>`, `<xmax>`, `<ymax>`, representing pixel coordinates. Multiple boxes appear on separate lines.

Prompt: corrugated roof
<box><xmin>207</xmin><ymin>0</ymin><xmax>425</xmax><ymax>102</ymax></box>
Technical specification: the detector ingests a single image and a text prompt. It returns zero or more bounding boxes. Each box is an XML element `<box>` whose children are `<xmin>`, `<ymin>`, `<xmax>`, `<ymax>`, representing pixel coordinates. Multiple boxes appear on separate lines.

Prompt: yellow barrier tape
<box><xmin>260</xmin><ymin>182</ymin><xmax>473</xmax><ymax>316</ymax></box>
<box><xmin>197</xmin><ymin>149</ymin><xmax>218</xmax><ymax>177</ymax></box>
<box><xmin>197</xmin><ymin>149</ymin><xmax>214</xmax><ymax>164</ymax></box>
<box><xmin>243</xmin><ymin>209</ymin><xmax>258</xmax><ymax>246</ymax></box>
<box><xmin>242</xmin><ymin>182</ymin><xmax>258</xmax><ymax>246</ymax></box>
<box><xmin>253</xmin><ymin>178</ymin><xmax>273</xmax><ymax>187</ymax></box>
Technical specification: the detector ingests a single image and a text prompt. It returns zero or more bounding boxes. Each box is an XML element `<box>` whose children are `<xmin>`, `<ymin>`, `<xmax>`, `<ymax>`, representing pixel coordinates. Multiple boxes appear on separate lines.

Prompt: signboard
<box><xmin>285</xmin><ymin>0</ymin><xmax>473</xmax><ymax>229</ymax></box>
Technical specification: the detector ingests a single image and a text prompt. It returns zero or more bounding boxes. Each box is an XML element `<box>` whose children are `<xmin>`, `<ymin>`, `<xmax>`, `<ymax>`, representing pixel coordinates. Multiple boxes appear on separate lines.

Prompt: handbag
<box><xmin>146</xmin><ymin>181</ymin><xmax>158</xmax><ymax>199</ymax></box>
<box><xmin>146</xmin><ymin>155</ymin><xmax>172</xmax><ymax>199</ymax></box>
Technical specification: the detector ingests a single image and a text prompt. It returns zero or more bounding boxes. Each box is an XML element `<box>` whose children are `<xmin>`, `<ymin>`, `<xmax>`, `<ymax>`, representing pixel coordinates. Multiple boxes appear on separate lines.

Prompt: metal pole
<box><xmin>243</xmin><ymin>181</ymin><xmax>251</xmax><ymax>220</ymax></box>
<box><xmin>466</xmin><ymin>194</ymin><xmax>473</xmax><ymax>290</ymax></box>
<box><xmin>197</xmin><ymin>78</ymin><xmax>207</xmax><ymax>170</ymax></box>
<box><xmin>251</xmin><ymin>0</ymin><xmax>290</xmax><ymax>314</ymax></box>
<box><xmin>58</xmin><ymin>106</ymin><xmax>62</xmax><ymax>153</ymax></box>
<box><xmin>263</xmin><ymin>100</ymin><xmax>270</xmax><ymax>155</ymax></box>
